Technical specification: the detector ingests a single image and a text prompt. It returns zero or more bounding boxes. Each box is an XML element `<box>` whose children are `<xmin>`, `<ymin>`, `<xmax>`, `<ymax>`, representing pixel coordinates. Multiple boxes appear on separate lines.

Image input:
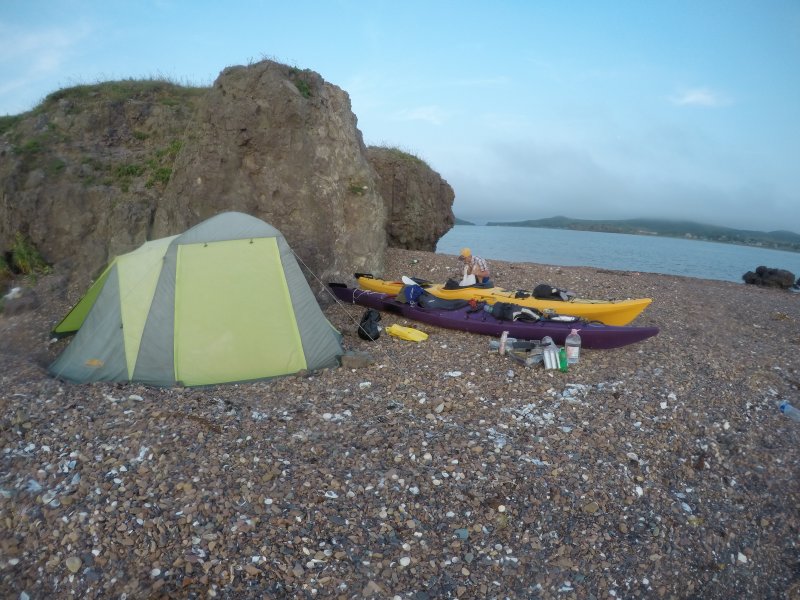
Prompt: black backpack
<box><xmin>491</xmin><ymin>302</ymin><xmax>517</xmax><ymax>321</ymax></box>
<box><xmin>357</xmin><ymin>309</ymin><xmax>381</xmax><ymax>341</ymax></box>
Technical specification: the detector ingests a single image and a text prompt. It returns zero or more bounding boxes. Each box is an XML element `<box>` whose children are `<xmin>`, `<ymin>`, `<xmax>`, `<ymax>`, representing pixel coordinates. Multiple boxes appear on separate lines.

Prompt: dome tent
<box><xmin>49</xmin><ymin>212</ymin><xmax>342</xmax><ymax>386</ymax></box>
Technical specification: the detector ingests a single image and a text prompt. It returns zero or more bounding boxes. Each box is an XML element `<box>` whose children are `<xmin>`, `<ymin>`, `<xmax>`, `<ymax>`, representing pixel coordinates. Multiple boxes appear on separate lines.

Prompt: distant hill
<box><xmin>485</xmin><ymin>216</ymin><xmax>800</xmax><ymax>253</ymax></box>
<box><xmin>454</xmin><ymin>216</ymin><xmax>475</xmax><ymax>225</ymax></box>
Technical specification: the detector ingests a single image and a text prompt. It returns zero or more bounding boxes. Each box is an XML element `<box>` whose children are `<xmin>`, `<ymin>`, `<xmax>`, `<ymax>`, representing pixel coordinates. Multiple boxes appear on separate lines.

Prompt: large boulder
<box><xmin>152</xmin><ymin>62</ymin><xmax>387</xmax><ymax>295</ymax></box>
<box><xmin>366</xmin><ymin>146</ymin><xmax>454</xmax><ymax>251</ymax></box>
<box><xmin>742</xmin><ymin>266</ymin><xmax>796</xmax><ymax>288</ymax></box>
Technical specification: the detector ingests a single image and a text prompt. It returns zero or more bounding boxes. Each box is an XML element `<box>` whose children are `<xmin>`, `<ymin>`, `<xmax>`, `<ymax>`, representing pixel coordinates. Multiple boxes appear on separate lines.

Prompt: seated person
<box><xmin>458</xmin><ymin>247</ymin><xmax>491</xmax><ymax>285</ymax></box>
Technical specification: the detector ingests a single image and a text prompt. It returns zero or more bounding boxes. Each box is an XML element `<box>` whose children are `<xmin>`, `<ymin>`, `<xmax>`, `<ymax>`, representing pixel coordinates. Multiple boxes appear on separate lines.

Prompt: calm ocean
<box><xmin>435</xmin><ymin>225</ymin><xmax>800</xmax><ymax>284</ymax></box>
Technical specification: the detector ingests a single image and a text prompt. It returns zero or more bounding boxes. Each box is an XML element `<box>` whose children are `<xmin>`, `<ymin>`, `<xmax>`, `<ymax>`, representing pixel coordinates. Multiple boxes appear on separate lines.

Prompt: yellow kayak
<box><xmin>355</xmin><ymin>274</ymin><xmax>652</xmax><ymax>326</ymax></box>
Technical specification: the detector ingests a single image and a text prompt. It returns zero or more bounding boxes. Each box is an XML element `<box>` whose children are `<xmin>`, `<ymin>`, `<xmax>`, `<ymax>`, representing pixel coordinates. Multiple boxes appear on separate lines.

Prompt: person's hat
<box><xmin>460</xmin><ymin>247</ymin><xmax>471</xmax><ymax>258</ymax></box>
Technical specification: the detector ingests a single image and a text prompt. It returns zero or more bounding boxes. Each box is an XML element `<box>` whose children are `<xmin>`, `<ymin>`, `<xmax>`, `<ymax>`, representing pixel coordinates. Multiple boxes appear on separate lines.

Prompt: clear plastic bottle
<box><xmin>565</xmin><ymin>328</ymin><xmax>581</xmax><ymax>364</ymax></box>
<box><xmin>779</xmin><ymin>401</ymin><xmax>800</xmax><ymax>422</ymax></box>
<box><xmin>542</xmin><ymin>340</ymin><xmax>558</xmax><ymax>370</ymax></box>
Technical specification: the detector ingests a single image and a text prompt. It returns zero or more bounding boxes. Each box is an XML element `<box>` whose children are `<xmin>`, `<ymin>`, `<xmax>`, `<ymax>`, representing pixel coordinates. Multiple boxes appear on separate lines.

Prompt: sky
<box><xmin>1</xmin><ymin>1</ymin><xmax>799</xmax><ymax>233</ymax></box>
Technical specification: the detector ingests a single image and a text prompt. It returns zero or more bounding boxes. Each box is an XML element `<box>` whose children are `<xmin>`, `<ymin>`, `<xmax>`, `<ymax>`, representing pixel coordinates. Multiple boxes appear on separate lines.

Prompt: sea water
<box><xmin>436</xmin><ymin>225</ymin><xmax>800</xmax><ymax>284</ymax></box>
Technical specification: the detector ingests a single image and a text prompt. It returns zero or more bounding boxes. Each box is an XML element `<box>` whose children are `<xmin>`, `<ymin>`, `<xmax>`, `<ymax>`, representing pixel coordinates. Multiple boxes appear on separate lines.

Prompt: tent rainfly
<box><xmin>49</xmin><ymin>212</ymin><xmax>343</xmax><ymax>386</ymax></box>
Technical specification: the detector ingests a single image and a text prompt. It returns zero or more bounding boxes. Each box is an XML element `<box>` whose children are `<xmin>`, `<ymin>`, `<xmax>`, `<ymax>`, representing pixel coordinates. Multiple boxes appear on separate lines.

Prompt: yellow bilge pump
<box><xmin>385</xmin><ymin>324</ymin><xmax>429</xmax><ymax>342</ymax></box>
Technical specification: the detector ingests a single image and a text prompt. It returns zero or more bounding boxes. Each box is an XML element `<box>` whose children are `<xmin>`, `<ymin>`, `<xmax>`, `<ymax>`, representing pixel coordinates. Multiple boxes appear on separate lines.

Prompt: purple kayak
<box><xmin>330</xmin><ymin>284</ymin><xmax>658</xmax><ymax>350</ymax></box>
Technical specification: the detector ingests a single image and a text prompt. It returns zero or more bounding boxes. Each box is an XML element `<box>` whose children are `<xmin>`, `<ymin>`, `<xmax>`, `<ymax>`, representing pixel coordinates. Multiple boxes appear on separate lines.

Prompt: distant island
<box><xmin>454</xmin><ymin>217</ymin><xmax>475</xmax><ymax>225</ymax></box>
<box><xmin>476</xmin><ymin>216</ymin><xmax>800</xmax><ymax>253</ymax></box>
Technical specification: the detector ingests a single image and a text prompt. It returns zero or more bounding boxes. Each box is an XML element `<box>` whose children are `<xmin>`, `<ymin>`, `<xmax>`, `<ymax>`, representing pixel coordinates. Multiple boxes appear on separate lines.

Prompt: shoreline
<box><xmin>460</xmin><ymin>222</ymin><xmax>800</xmax><ymax>256</ymax></box>
<box><xmin>1</xmin><ymin>247</ymin><xmax>799</xmax><ymax>598</ymax></box>
<box><xmin>437</xmin><ymin>225</ymin><xmax>800</xmax><ymax>285</ymax></box>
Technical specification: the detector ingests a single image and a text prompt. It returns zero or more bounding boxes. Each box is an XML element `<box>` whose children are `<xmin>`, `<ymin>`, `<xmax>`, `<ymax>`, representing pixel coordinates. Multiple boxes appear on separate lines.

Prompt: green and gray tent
<box><xmin>49</xmin><ymin>212</ymin><xmax>342</xmax><ymax>386</ymax></box>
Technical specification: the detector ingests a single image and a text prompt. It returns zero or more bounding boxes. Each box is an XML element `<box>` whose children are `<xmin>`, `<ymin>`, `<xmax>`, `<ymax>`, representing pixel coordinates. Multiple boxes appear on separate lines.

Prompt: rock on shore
<box><xmin>1</xmin><ymin>248</ymin><xmax>799</xmax><ymax>599</ymax></box>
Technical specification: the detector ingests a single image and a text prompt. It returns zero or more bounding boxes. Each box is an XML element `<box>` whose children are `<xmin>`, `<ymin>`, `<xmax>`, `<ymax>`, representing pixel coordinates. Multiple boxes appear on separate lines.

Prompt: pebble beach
<box><xmin>1</xmin><ymin>247</ymin><xmax>799</xmax><ymax>599</ymax></box>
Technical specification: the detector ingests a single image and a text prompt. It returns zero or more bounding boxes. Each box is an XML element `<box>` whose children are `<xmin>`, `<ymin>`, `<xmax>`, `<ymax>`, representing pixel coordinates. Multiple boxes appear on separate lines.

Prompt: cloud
<box><xmin>441</xmin><ymin>135</ymin><xmax>800</xmax><ymax>232</ymax></box>
<box><xmin>394</xmin><ymin>105</ymin><xmax>447</xmax><ymax>125</ymax></box>
<box><xmin>0</xmin><ymin>21</ymin><xmax>93</xmax><ymax>111</ymax></box>
<box><xmin>669</xmin><ymin>87</ymin><xmax>730</xmax><ymax>107</ymax></box>
<box><xmin>0</xmin><ymin>22</ymin><xmax>91</xmax><ymax>67</ymax></box>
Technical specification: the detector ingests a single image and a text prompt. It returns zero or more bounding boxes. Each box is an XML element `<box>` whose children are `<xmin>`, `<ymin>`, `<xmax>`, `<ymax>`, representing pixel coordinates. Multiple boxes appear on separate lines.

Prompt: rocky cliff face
<box><xmin>150</xmin><ymin>62</ymin><xmax>387</xmax><ymax>291</ymax></box>
<box><xmin>367</xmin><ymin>147</ymin><xmax>455</xmax><ymax>251</ymax></box>
<box><xmin>2</xmin><ymin>60</ymin><xmax>456</xmax><ymax>301</ymax></box>
<box><xmin>0</xmin><ymin>81</ymin><xmax>201</xmax><ymax>283</ymax></box>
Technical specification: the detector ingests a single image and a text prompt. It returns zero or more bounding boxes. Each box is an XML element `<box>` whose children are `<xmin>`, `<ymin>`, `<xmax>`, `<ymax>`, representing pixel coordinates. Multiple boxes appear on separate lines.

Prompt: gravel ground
<box><xmin>1</xmin><ymin>247</ymin><xmax>799</xmax><ymax>599</ymax></box>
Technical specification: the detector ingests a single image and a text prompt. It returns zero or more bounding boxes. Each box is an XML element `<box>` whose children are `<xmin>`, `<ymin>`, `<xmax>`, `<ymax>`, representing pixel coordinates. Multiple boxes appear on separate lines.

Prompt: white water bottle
<box><xmin>565</xmin><ymin>329</ymin><xmax>581</xmax><ymax>364</ymax></box>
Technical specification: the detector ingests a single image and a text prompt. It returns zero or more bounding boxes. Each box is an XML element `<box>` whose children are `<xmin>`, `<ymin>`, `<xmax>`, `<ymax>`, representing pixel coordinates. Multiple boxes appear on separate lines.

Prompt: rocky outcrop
<box><xmin>0</xmin><ymin>60</ymin><xmax>403</xmax><ymax>299</ymax></box>
<box><xmin>366</xmin><ymin>146</ymin><xmax>454</xmax><ymax>251</ymax></box>
<box><xmin>0</xmin><ymin>82</ymin><xmax>199</xmax><ymax>283</ymax></box>
<box><xmin>152</xmin><ymin>62</ymin><xmax>387</xmax><ymax>292</ymax></box>
<box><xmin>742</xmin><ymin>266</ymin><xmax>796</xmax><ymax>288</ymax></box>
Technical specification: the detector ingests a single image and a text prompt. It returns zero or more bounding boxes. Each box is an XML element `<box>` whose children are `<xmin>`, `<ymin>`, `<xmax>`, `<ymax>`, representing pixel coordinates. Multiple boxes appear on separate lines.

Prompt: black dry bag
<box><xmin>533</xmin><ymin>284</ymin><xmax>572</xmax><ymax>301</ymax></box>
<box><xmin>358</xmin><ymin>309</ymin><xmax>382</xmax><ymax>341</ymax></box>
<box><xmin>491</xmin><ymin>302</ymin><xmax>516</xmax><ymax>321</ymax></box>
